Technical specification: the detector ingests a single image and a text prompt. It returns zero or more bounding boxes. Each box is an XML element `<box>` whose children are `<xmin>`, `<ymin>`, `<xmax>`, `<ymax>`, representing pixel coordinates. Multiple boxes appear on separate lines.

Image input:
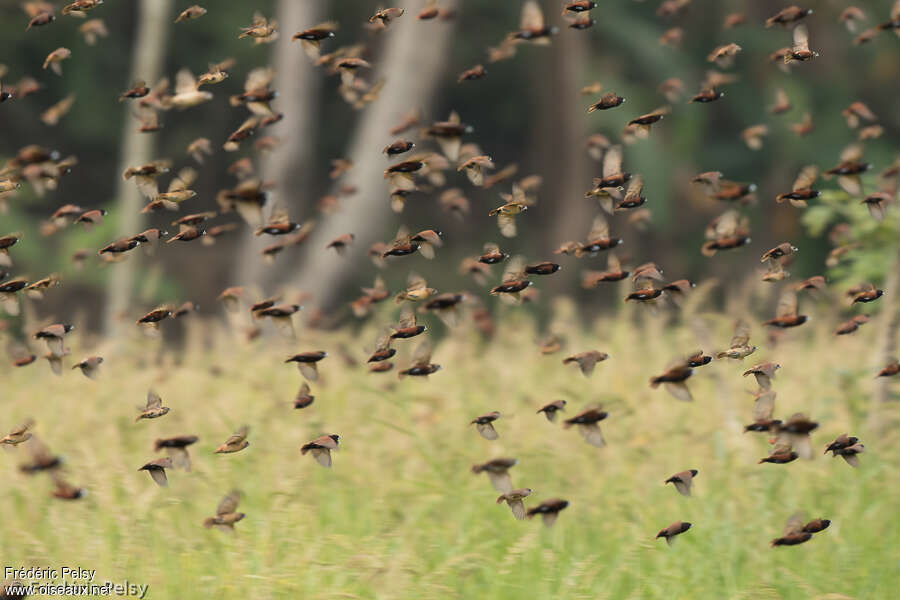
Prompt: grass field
<box><xmin>3</xmin><ymin>300</ymin><xmax>900</xmax><ymax>600</ymax></box>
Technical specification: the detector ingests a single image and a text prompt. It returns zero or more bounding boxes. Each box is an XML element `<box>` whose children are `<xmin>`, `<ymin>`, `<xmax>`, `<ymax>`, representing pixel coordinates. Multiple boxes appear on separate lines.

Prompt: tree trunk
<box><xmin>285</xmin><ymin>4</ymin><xmax>457</xmax><ymax>308</ymax></box>
<box><xmin>234</xmin><ymin>0</ymin><xmax>324</xmax><ymax>288</ymax></box>
<box><xmin>103</xmin><ymin>0</ymin><xmax>173</xmax><ymax>336</ymax></box>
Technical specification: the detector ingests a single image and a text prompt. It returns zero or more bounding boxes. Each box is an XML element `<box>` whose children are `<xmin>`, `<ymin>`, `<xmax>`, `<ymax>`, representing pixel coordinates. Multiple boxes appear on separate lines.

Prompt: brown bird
<box><xmin>33</xmin><ymin>323</ymin><xmax>74</xmax><ymax>355</ymax></box>
<box><xmin>785</xmin><ymin>24</ymin><xmax>818</xmax><ymax>63</ymax></box>
<box><xmin>716</xmin><ymin>319</ymin><xmax>756</xmax><ymax>360</ymax></box>
<box><xmin>51</xmin><ymin>474</ymin><xmax>86</xmax><ymax>500</ymax></box>
<box><xmin>395</xmin><ymin>272</ymin><xmax>437</xmax><ymax>303</ymax></box>
<box><xmin>154</xmin><ymin>435</ymin><xmax>199</xmax><ymax>471</ymax></box>
<box><xmin>383</xmin><ymin>139</ymin><xmax>415</xmax><ymax>157</ymax></box>
<box><xmin>391</xmin><ymin>309</ymin><xmax>427</xmax><ymax>340</ymax></box>
<box><xmin>300</xmin><ymin>434</ymin><xmax>340</xmax><ymax>467</ymax></box>
<box><xmin>761</xmin><ymin>242</ymin><xmax>797</xmax><ymax>263</ymax></box>
<box><xmin>665</xmin><ymin>470</ymin><xmax>699</xmax><ymax>497</ymax></box>
<box><xmin>508</xmin><ymin>1</ymin><xmax>557</xmax><ymax>43</ymax></box>
<box><xmin>686</xmin><ymin>351</ymin><xmax>713</xmax><ymax>368</ymax></box>
<box><xmin>835</xmin><ymin>315</ymin><xmax>870</xmax><ymax>335</ymax></box>
<box><xmin>72</xmin><ymin>355</ymin><xmax>103</xmax><ymax>379</ymax></box>
<box><xmin>627</xmin><ymin>106</ymin><xmax>669</xmax><ymax>139</ymax></box>
<box><xmin>763</xmin><ymin>290</ymin><xmax>807</xmax><ymax>328</ymax></box>
<box><xmin>458</xmin><ymin>64</ymin><xmax>486</xmax><ymax>83</ymax></box>
<box><xmin>776</xmin><ymin>166</ymin><xmax>820</xmax><ymax>208</ymax></box>
<box><xmin>862</xmin><ymin>191</ymin><xmax>892</xmax><ymax>222</ymax></box>
<box><xmin>292</xmin><ymin>21</ymin><xmax>337</xmax><ymax>59</ymax></box>
<box><xmin>421</xmin><ymin>292</ymin><xmax>465</xmax><ymax>328</ymax></box>
<box><xmin>368</xmin><ymin>331</ymin><xmax>396</xmax><ymax>364</ymax></box>
<box><xmin>136</xmin><ymin>390</ymin><xmax>170</xmax><ymax>422</ymax></box>
<box><xmin>526</xmin><ymin>498</ymin><xmax>570</xmax><ymax>527</ymax></box>
<box><xmin>17</xmin><ymin>435</ymin><xmax>62</xmax><ymax>474</ymax></box>
<box><xmin>203</xmin><ymin>490</ymin><xmax>246</xmax><ymax>532</ymax></box>
<box><xmin>574</xmin><ymin>215</ymin><xmax>622</xmax><ymax>256</ymax></box>
<box><xmin>769</xmin><ymin>88</ymin><xmax>792</xmax><ymax>115</ymax></box>
<box><xmin>563</xmin><ymin>407</ymin><xmax>608</xmax><ymax>447</ymax></box>
<box><xmin>286</xmin><ymin>351</ymin><xmax>327</xmax><ymax>381</ymax></box>
<box><xmin>650</xmin><ymin>360</ymin><xmax>694</xmax><ymax>402</ymax></box>
<box><xmin>294</xmin><ymin>382</ymin><xmax>315</xmax><ymax>409</ymax></box>
<box><xmin>774</xmin><ymin>413</ymin><xmax>819</xmax><ymax>460</ymax></box>
<box><xmin>562</xmin><ymin>351</ymin><xmax>609</xmax><ymax>377</ymax></box>
<box><xmin>489</xmin><ymin>184</ymin><xmax>531</xmax><ymax>238</ymax></box>
<box><xmin>833</xmin><ymin>443</ymin><xmax>865</xmax><ymax>467</ymax></box>
<box><xmin>766</xmin><ymin>6</ymin><xmax>813</xmax><ymax>27</ymax></box>
<box><xmin>119</xmin><ymin>81</ymin><xmax>149</xmax><ymax>102</ymax></box>
<box><xmin>398</xmin><ymin>340</ymin><xmax>441</xmax><ymax>378</ymax></box>
<box><xmin>760</xmin><ymin>440</ymin><xmax>799</xmax><ymax>465</ymax></box>
<box><xmin>656</xmin><ymin>521</ymin><xmax>692</xmax><ymax>545</ymax></box>
<box><xmin>370</xmin><ymin>7</ymin><xmax>404</xmax><ymax>27</ymax></box>
<box><xmin>139</xmin><ymin>457</ymin><xmax>173</xmax><ymax>487</ymax></box>
<box><xmin>877</xmin><ymin>358</ymin><xmax>899</xmax><ymax>377</ymax></box>
<box><xmin>771</xmin><ymin>513</ymin><xmax>829</xmax><ymax>546</ymax></box>
<box><xmin>424</xmin><ymin>111</ymin><xmax>472</xmax><ymax>161</ymax></box>
<box><xmin>536</xmin><ymin>400</ymin><xmax>566</xmax><ymax>422</ymax></box>
<box><xmin>490</xmin><ymin>256</ymin><xmax>533</xmax><ymax>302</ymax></box>
<box><xmin>42</xmin><ymin>48</ymin><xmax>71</xmax><ymax>76</ymax></box>
<box><xmin>496</xmin><ymin>488</ymin><xmax>533</xmax><ymax>520</ymax></box>
<box><xmin>471</xmin><ymin>411</ymin><xmax>501</xmax><ymax>440</ymax></box>
<box><xmin>1</xmin><ymin>419</ymin><xmax>34</xmax><ymax>446</ymax></box>
<box><xmin>257</xmin><ymin>303</ymin><xmax>301</xmax><ymax>337</ymax></box>
<box><xmin>239</xmin><ymin>13</ymin><xmax>277</xmax><ymax>41</ymax></box>
<box><xmin>582</xmin><ymin>253</ymin><xmax>630</xmax><ymax>287</ymax></box>
<box><xmin>175</xmin><ymin>5</ymin><xmax>207</xmax><ymax>23</ymax></box>
<box><xmin>849</xmin><ymin>283</ymin><xmax>883</xmax><ymax>304</ymax></box>
<box><xmin>471</xmin><ymin>457</ymin><xmax>517</xmax><ymax>493</ymax></box>
<box><xmin>588</xmin><ymin>92</ymin><xmax>625</xmax><ymax>112</ymax></box>
<box><xmin>743</xmin><ymin>362</ymin><xmax>780</xmax><ymax>390</ymax></box>
<box><xmin>824</xmin><ymin>434</ymin><xmax>860</xmax><ymax>456</ymax></box>
<box><xmin>215</xmin><ymin>426</ymin><xmax>250</xmax><ymax>454</ymax></box>
<box><xmin>28</xmin><ymin>10</ymin><xmax>56</xmax><ymax>30</ymax></box>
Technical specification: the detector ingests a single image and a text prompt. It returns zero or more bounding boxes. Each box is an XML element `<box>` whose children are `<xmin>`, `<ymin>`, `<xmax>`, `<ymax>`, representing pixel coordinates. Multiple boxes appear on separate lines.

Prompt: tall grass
<box><xmin>2</xmin><ymin>299</ymin><xmax>899</xmax><ymax>599</ymax></box>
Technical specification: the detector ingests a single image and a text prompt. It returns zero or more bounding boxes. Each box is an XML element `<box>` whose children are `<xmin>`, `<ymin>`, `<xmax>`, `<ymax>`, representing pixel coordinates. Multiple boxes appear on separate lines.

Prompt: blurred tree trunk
<box><xmin>537</xmin><ymin>31</ymin><xmax>591</xmax><ymax>269</ymax></box>
<box><xmin>104</xmin><ymin>0</ymin><xmax>173</xmax><ymax>336</ymax></box>
<box><xmin>235</xmin><ymin>0</ymin><xmax>324</xmax><ymax>288</ymax></box>
<box><xmin>285</xmin><ymin>6</ymin><xmax>456</xmax><ymax>308</ymax></box>
<box><xmin>868</xmin><ymin>248</ymin><xmax>899</xmax><ymax>433</ymax></box>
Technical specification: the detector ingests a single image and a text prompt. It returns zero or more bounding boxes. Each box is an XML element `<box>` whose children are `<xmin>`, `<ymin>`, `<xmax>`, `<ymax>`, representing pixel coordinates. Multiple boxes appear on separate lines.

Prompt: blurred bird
<box><xmin>471</xmin><ymin>411</ymin><xmax>501</xmax><ymax>440</ymax></box>
<box><xmin>563</xmin><ymin>407</ymin><xmax>608</xmax><ymax>447</ymax></box>
<box><xmin>136</xmin><ymin>390</ymin><xmax>170</xmax><ymax>422</ymax></box>
<box><xmin>203</xmin><ymin>490</ymin><xmax>246</xmax><ymax>532</ymax></box>
<box><xmin>656</xmin><ymin>521</ymin><xmax>692</xmax><ymax>545</ymax></box>
<box><xmin>562</xmin><ymin>351</ymin><xmax>609</xmax><ymax>377</ymax></box>
<box><xmin>154</xmin><ymin>435</ymin><xmax>199</xmax><ymax>471</ymax></box>
<box><xmin>526</xmin><ymin>498</ymin><xmax>569</xmax><ymax>526</ymax></box>
<box><xmin>471</xmin><ymin>457</ymin><xmax>517</xmax><ymax>493</ymax></box>
<box><xmin>665</xmin><ymin>470</ymin><xmax>698</xmax><ymax>496</ymax></box>
<box><xmin>497</xmin><ymin>488</ymin><xmax>533</xmax><ymax>520</ymax></box>
<box><xmin>716</xmin><ymin>319</ymin><xmax>756</xmax><ymax>359</ymax></box>
<box><xmin>215</xmin><ymin>426</ymin><xmax>250</xmax><ymax>454</ymax></box>
<box><xmin>286</xmin><ymin>351</ymin><xmax>328</xmax><ymax>381</ymax></box>
<box><xmin>138</xmin><ymin>457</ymin><xmax>173</xmax><ymax>487</ymax></box>
<box><xmin>300</xmin><ymin>434</ymin><xmax>339</xmax><ymax>467</ymax></box>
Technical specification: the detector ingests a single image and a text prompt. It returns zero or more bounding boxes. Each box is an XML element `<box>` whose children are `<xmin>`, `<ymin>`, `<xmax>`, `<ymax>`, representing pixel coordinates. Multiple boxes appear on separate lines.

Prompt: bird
<box><xmin>562</xmin><ymin>407</ymin><xmax>608</xmax><ymax>447</ymax></box>
<box><xmin>716</xmin><ymin>319</ymin><xmax>756</xmax><ymax>359</ymax></box>
<box><xmin>562</xmin><ymin>351</ymin><xmax>609</xmax><ymax>377</ymax></box>
<box><xmin>398</xmin><ymin>341</ymin><xmax>441</xmax><ymax>378</ymax></box>
<box><xmin>300</xmin><ymin>434</ymin><xmax>340</xmax><ymax>467</ymax></box>
<box><xmin>526</xmin><ymin>498</ymin><xmax>570</xmax><ymax>527</ymax></box>
<box><xmin>496</xmin><ymin>488</ymin><xmax>533</xmax><ymax>520</ymax></box>
<box><xmin>650</xmin><ymin>360</ymin><xmax>694</xmax><ymax>401</ymax></box>
<box><xmin>135</xmin><ymin>390</ymin><xmax>170</xmax><ymax>422</ymax></box>
<box><xmin>471</xmin><ymin>458</ymin><xmax>517</xmax><ymax>493</ymax></box>
<box><xmin>1</xmin><ymin>420</ymin><xmax>34</xmax><ymax>446</ymax></box>
<box><xmin>215</xmin><ymin>426</ymin><xmax>250</xmax><ymax>454</ymax></box>
<box><xmin>764</xmin><ymin>290</ymin><xmax>808</xmax><ymax>328</ymax></box>
<box><xmin>203</xmin><ymin>491</ymin><xmax>246</xmax><ymax>532</ymax></box>
<box><xmin>294</xmin><ymin>382</ymin><xmax>315</xmax><ymax>409</ymax></box>
<box><xmin>656</xmin><ymin>521</ymin><xmax>692</xmax><ymax>545</ymax></box>
<box><xmin>665</xmin><ymin>470</ymin><xmax>699</xmax><ymax>497</ymax></box>
<box><xmin>470</xmin><ymin>412</ymin><xmax>501</xmax><ymax>440</ymax></box>
<box><xmin>771</xmin><ymin>512</ymin><xmax>829</xmax><ymax>546</ymax></box>
<box><xmin>536</xmin><ymin>400</ymin><xmax>566</xmax><ymax>422</ymax></box>
<box><xmin>154</xmin><ymin>435</ymin><xmax>199</xmax><ymax>471</ymax></box>
<box><xmin>285</xmin><ymin>351</ymin><xmax>328</xmax><ymax>381</ymax></box>
<box><xmin>743</xmin><ymin>362</ymin><xmax>781</xmax><ymax>390</ymax></box>
<box><xmin>72</xmin><ymin>355</ymin><xmax>103</xmax><ymax>379</ymax></box>
<box><xmin>139</xmin><ymin>457</ymin><xmax>173</xmax><ymax>487</ymax></box>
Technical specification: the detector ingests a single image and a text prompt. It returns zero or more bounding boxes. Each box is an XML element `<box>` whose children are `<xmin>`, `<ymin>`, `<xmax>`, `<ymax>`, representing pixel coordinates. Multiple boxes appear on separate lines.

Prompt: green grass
<box><xmin>2</xmin><ymin>303</ymin><xmax>900</xmax><ymax>599</ymax></box>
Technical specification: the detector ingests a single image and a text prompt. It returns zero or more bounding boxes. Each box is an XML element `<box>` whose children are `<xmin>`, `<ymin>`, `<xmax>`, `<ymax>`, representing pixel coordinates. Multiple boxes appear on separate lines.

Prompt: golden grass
<box><xmin>2</xmin><ymin>299</ymin><xmax>899</xmax><ymax>599</ymax></box>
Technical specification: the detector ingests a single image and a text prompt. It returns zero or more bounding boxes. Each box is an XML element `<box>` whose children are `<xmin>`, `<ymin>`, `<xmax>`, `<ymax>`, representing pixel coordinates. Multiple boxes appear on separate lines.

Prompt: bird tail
<box><xmin>203</xmin><ymin>518</ymin><xmax>216</xmax><ymax>529</ymax></box>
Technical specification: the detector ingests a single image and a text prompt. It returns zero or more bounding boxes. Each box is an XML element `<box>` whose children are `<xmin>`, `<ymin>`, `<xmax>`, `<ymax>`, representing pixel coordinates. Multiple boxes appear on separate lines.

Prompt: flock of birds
<box><xmin>1</xmin><ymin>3</ymin><xmax>900</xmax><ymax>586</ymax></box>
